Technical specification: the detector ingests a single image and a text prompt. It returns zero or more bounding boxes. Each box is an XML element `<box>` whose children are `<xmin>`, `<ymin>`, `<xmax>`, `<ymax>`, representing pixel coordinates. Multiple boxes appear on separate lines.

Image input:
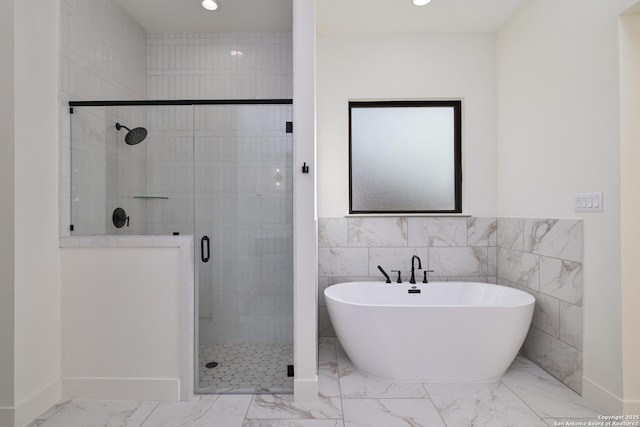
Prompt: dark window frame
<box><xmin>349</xmin><ymin>100</ymin><xmax>462</xmax><ymax>214</ymax></box>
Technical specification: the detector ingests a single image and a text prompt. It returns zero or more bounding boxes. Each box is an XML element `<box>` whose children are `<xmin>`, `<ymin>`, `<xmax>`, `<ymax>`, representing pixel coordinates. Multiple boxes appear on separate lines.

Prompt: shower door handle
<box><xmin>201</xmin><ymin>236</ymin><xmax>210</xmax><ymax>263</ymax></box>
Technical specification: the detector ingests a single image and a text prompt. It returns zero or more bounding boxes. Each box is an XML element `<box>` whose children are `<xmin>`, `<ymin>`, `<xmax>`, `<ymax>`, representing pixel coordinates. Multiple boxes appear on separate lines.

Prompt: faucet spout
<box><xmin>410</xmin><ymin>255</ymin><xmax>422</xmax><ymax>284</ymax></box>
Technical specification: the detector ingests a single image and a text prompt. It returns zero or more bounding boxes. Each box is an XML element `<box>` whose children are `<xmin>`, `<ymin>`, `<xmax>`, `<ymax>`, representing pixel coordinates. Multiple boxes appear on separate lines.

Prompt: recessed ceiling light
<box><xmin>413</xmin><ymin>0</ymin><xmax>432</xmax><ymax>5</ymax></box>
<box><xmin>202</xmin><ymin>0</ymin><xmax>219</xmax><ymax>11</ymax></box>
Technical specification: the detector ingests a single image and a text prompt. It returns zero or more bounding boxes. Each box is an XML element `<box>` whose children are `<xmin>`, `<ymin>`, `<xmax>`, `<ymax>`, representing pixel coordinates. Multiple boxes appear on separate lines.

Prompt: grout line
<box><xmin>496</xmin><ymin>245</ymin><xmax>583</xmax><ymax>265</ymax></box>
<box><xmin>420</xmin><ymin>383</ymin><xmax>450</xmax><ymax>427</ymax></box>
<box><xmin>240</xmin><ymin>393</ymin><xmax>255</xmax><ymax>424</ymax></box>
<box><xmin>137</xmin><ymin>401</ymin><xmax>161</xmax><ymax>427</ymax></box>
<box><xmin>500</xmin><ymin>373</ymin><xmax>549</xmax><ymax>422</ymax></box>
<box><xmin>335</xmin><ymin>339</ymin><xmax>345</xmax><ymax>406</ymax></box>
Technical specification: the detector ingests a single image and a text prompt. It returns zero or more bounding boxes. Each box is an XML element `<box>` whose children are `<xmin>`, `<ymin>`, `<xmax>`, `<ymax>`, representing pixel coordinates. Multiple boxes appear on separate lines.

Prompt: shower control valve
<box><xmin>390</xmin><ymin>270</ymin><xmax>402</xmax><ymax>283</ymax></box>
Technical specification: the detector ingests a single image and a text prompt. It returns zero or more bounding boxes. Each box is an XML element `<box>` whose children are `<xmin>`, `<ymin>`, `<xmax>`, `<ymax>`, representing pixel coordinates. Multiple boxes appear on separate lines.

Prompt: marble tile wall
<box><xmin>318</xmin><ymin>216</ymin><xmax>584</xmax><ymax>395</ymax></box>
<box><xmin>497</xmin><ymin>218</ymin><xmax>583</xmax><ymax>395</ymax></box>
<box><xmin>317</xmin><ymin>216</ymin><xmax>498</xmax><ymax>337</ymax></box>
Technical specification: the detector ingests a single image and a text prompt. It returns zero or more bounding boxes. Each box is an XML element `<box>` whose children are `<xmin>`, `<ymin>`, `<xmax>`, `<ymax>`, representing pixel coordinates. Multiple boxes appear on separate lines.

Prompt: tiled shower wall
<box><xmin>69</xmin><ymin>106</ymin><xmax>149</xmax><ymax>236</ymax></box>
<box><xmin>63</xmin><ymin>16</ymin><xmax>294</xmax><ymax>343</ymax></box>
<box><xmin>146</xmin><ymin>32</ymin><xmax>294</xmax><ymax>345</ymax></box>
<box><xmin>318</xmin><ymin>216</ymin><xmax>584</xmax><ymax>394</ymax></box>
<box><xmin>63</xmin><ymin>16</ymin><xmax>293</xmax><ymax>236</ymax></box>
<box><xmin>147</xmin><ymin>32</ymin><xmax>293</xmax><ymax>100</ymax></box>
<box><xmin>195</xmin><ymin>104</ymin><xmax>294</xmax><ymax>345</ymax></box>
<box><xmin>143</xmin><ymin>105</ymin><xmax>195</xmax><ymax>236</ymax></box>
<box><xmin>60</xmin><ymin>0</ymin><xmax>147</xmax><ymax>100</ymax></box>
<box><xmin>60</xmin><ymin>0</ymin><xmax>148</xmax><ymax>236</ymax></box>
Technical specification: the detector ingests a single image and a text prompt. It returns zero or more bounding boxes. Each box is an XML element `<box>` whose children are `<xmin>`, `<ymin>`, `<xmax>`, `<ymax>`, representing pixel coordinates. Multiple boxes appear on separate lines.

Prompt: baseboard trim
<box><xmin>62</xmin><ymin>377</ymin><xmax>180</xmax><ymax>401</ymax></box>
<box><xmin>623</xmin><ymin>399</ymin><xmax>640</xmax><ymax>413</ymax></box>
<box><xmin>294</xmin><ymin>376</ymin><xmax>318</xmax><ymax>403</ymax></box>
<box><xmin>583</xmin><ymin>376</ymin><xmax>623</xmax><ymax>414</ymax></box>
<box><xmin>14</xmin><ymin>379</ymin><xmax>61</xmax><ymax>427</ymax></box>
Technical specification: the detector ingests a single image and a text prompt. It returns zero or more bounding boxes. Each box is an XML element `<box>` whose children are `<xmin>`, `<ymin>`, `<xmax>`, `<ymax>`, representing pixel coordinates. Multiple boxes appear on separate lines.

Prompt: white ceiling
<box><xmin>114</xmin><ymin>0</ymin><xmax>293</xmax><ymax>33</ymax></box>
<box><xmin>115</xmin><ymin>0</ymin><xmax>529</xmax><ymax>35</ymax></box>
<box><xmin>317</xmin><ymin>0</ymin><xmax>530</xmax><ymax>35</ymax></box>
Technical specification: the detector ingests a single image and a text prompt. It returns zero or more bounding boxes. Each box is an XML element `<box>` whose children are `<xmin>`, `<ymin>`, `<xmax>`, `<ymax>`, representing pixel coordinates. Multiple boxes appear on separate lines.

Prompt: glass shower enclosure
<box><xmin>69</xmin><ymin>100</ymin><xmax>294</xmax><ymax>394</ymax></box>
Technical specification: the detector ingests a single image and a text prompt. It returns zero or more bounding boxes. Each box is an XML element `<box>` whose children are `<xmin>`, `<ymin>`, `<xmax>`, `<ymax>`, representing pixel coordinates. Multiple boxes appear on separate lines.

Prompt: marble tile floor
<box><xmin>29</xmin><ymin>337</ymin><xmax>607</xmax><ymax>427</ymax></box>
<box><xmin>198</xmin><ymin>342</ymin><xmax>293</xmax><ymax>393</ymax></box>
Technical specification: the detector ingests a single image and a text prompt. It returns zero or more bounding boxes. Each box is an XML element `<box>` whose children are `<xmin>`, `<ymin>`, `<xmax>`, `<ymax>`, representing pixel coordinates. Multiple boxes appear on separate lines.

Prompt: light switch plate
<box><xmin>574</xmin><ymin>192</ymin><xmax>603</xmax><ymax>212</ymax></box>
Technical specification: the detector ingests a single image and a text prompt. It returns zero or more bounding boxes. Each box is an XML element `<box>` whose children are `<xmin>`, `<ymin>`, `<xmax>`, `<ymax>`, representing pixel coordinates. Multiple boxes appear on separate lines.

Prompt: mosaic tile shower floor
<box><xmin>198</xmin><ymin>342</ymin><xmax>294</xmax><ymax>393</ymax></box>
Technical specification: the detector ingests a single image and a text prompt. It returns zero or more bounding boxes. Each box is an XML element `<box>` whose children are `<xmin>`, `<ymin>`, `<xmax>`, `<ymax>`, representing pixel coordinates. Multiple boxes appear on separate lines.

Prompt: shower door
<box><xmin>194</xmin><ymin>103</ymin><xmax>293</xmax><ymax>394</ymax></box>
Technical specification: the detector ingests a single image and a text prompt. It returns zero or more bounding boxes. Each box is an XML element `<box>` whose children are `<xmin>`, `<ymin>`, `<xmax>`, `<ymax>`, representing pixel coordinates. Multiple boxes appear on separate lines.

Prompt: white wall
<box><xmin>293</xmin><ymin>0</ymin><xmax>318</xmax><ymax>402</ymax></box>
<box><xmin>496</xmin><ymin>0</ymin><xmax>622</xmax><ymax>413</ymax></box>
<box><xmin>619</xmin><ymin>11</ymin><xmax>640</xmax><ymax>413</ymax></box>
<box><xmin>14</xmin><ymin>0</ymin><xmax>62</xmax><ymax>426</ymax></box>
<box><xmin>61</xmin><ymin>247</ymin><xmax>182</xmax><ymax>401</ymax></box>
<box><xmin>0</xmin><ymin>1</ymin><xmax>15</xmax><ymax>425</ymax></box>
<box><xmin>317</xmin><ymin>34</ymin><xmax>497</xmax><ymax>217</ymax></box>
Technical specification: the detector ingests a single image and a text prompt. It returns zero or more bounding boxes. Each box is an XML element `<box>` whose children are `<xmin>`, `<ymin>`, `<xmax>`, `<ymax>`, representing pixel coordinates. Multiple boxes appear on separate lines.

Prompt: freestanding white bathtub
<box><xmin>325</xmin><ymin>281</ymin><xmax>535</xmax><ymax>383</ymax></box>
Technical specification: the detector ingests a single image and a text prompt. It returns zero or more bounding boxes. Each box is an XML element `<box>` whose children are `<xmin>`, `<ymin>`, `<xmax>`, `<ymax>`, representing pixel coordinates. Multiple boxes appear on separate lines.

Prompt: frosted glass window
<box><xmin>349</xmin><ymin>100</ymin><xmax>462</xmax><ymax>213</ymax></box>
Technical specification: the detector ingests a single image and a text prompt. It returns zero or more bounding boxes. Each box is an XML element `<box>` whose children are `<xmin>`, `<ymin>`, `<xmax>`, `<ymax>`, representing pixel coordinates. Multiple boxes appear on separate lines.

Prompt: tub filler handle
<box><xmin>423</xmin><ymin>270</ymin><xmax>434</xmax><ymax>283</ymax></box>
<box><xmin>390</xmin><ymin>270</ymin><xmax>402</xmax><ymax>283</ymax></box>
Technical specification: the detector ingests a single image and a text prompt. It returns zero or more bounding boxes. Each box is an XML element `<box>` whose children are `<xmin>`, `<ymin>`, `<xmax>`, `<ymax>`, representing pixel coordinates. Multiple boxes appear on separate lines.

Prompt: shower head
<box><xmin>115</xmin><ymin>122</ymin><xmax>147</xmax><ymax>145</ymax></box>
